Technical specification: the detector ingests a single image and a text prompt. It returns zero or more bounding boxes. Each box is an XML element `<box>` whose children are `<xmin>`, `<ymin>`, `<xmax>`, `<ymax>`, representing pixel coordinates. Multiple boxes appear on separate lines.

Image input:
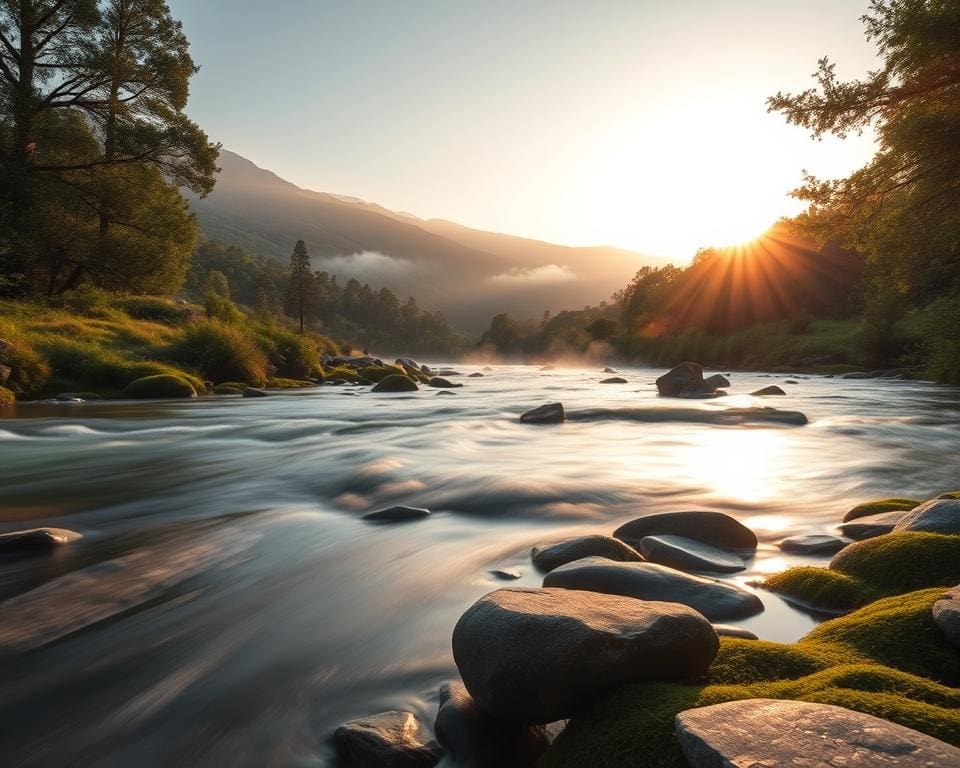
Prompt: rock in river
<box><xmin>840</xmin><ymin>510</ymin><xmax>909</xmax><ymax>540</ymax></box>
<box><xmin>0</xmin><ymin>527</ymin><xmax>82</xmax><ymax>554</ymax></box>
<box><xmin>599</xmin><ymin>377</ymin><xmax>627</xmax><ymax>384</ymax></box>
<box><xmin>893</xmin><ymin>498</ymin><xmax>960</xmax><ymax>535</ymax></box>
<box><xmin>363</xmin><ymin>506</ymin><xmax>431</xmax><ymax>523</ymax></box>
<box><xmin>638</xmin><ymin>535</ymin><xmax>745</xmax><ymax>573</ymax></box>
<box><xmin>520</xmin><ymin>402</ymin><xmax>564</xmax><ymax>425</ymax></box>
<box><xmin>531</xmin><ymin>535</ymin><xmax>644</xmax><ymax>573</ymax></box>
<box><xmin>428</xmin><ymin>377</ymin><xmax>462</xmax><ymax>389</ymax></box>
<box><xmin>675</xmin><ymin>699</ymin><xmax>960</xmax><ymax>768</ymax></box>
<box><xmin>614</xmin><ymin>510</ymin><xmax>758</xmax><ymax>553</ymax></box>
<box><xmin>334</xmin><ymin>710</ymin><xmax>442</xmax><ymax>768</ymax></box>
<box><xmin>750</xmin><ymin>385</ymin><xmax>786</xmax><ymax>396</ymax></box>
<box><xmin>542</xmin><ymin>558</ymin><xmax>763</xmax><ymax>621</ymax></box>
<box><xmin>655</xmin><ymin>362</ymin><xmax>717</xmax><ymax>398</ymax></box>
<box><xmin>778</xmin><ymin>533</ymin><xmax>850</xmax><ymax>555</ymax></box>
<box><xmin>452</xmin><ymin>587</ymin><xmax>718</xmax><ymax>723</ymax></box>
<box><xmin>242</xmin><ymin>387</ymin><xmax>270</xmax><ymax>398</ymax></box>
<box><xmin>372</xmin><ymin>374</ymin><xmax>419</xmax><ymax>393</ymax></box>
<box><xmin>703</xmin><ymin>374</ymin><xmax>730</xmax><ymax>389</ymax></box>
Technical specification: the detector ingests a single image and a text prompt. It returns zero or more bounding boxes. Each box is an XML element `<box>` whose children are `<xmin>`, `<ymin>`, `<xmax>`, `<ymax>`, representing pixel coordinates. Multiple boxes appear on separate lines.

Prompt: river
<box><xmin>2</xmin><ymin>365</ymin><xmax>959</xmax><ymax>767</ymax></box>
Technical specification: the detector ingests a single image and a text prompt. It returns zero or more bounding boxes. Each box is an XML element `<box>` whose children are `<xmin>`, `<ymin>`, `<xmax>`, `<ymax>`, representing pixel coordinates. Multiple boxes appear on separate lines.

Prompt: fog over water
<box><xmin>2</xmin><ymin>365</ymin><xmax>959</xmax><ymax>767</ymax></box>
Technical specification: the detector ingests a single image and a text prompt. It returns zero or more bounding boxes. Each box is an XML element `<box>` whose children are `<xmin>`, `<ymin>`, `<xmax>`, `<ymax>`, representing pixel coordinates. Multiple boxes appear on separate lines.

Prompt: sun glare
<box><xmin>686</xmin><ymin>428</ymin><xmax>786</xmax><ymax>503</ymax></box>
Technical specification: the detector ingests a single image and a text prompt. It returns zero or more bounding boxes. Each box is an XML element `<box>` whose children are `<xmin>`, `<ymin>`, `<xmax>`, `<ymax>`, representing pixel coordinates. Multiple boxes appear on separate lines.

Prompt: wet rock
<box><xmin>840</xmin><ymin>510</ymin><xmax>909</xmax><ymax>540</ymax></box>
<box><xmin>395</xmin><ymin>357</ymin><xmax>423</xmax><ymax>372</ymax></box>
<box><xmin>893</xmin><ymin>498</ymin><xmax>960</xmax><ymax>535</ymax></box>
<box><xmin>324</xmin><ymin>354</ymin><xmax>382</xmax><ymax>368</ymax></box>
<box><xmin>452</xmin><ymin>587</ymin><xmax>719</xmax><ymax>723</ymax></box>
<box><xmin>438</xmin><ymin>370</ymin><xmax>462</xmax><ymax>377</ymax></box>
<box><xmin>468</xmin><ymin>372</ymin><xmax>484</xmax><ymax>378</ymax></box>
<box><xmin>490</xmin><ymin>568</ymin><xmax>522</xmax><ymax>580</ymax></box>
<box><xmin>483</xmin><ymin>366</ymin><xmax>494</xmax><ymax>372</ymax></box>
<box><xmin>436</xmin><ymin>391</ymin><xmax>457</xmax><ymax>396</ymax></box>
<box><xmin>372</xmin><ymin>375</ymin><xmax>419</xmax><ymax>393</ymax></box>
<box><xmin>543</xmin><ymin>558</ymin><xmax>763</xmax><ymax>621</ymax></box>
<box><xmin>124</xmin><ymin>374</ymin><xmax>197</xmax><ymax>399</ymax></box>
<box><xmin>0</xmin><ymin>527</ymin><xmax>82</xmax><ymax>555</ymax></box>
<box><xmin>933</xmin><ymin>586</ymin><xmax>960</xmax><ymax>649</ymax></box>
<box><xmin>520</xmin><ymin>402</ymin><xmax>564</xmax><ymax>425</ymax></box>
<box><xmin>712</xmin><ymin>624</ymin><xmax>758</xmax><ymax>640</ymax></box>
<box><xmin>784</xmin><ymin>379</ymin><xmax>799</xmax><ymax>384</ymax></box>
<box><xmin>363</xmin><ymin>506</ymin><xmax>431</xmax><ymax>523</ymax></box>
<box><xmin>778</xmin><ymin>533</ymin><xmax>850</xmax><ymax>555</ymax></box>
<box><xmin>599</xmin><ymin>376</ymin><xmax>627</xmax><ymax>384</ymax></box>
<box><xmin>334</xmin><ymin>710</ymin><xmax>442</xmax><ymax>768</ymax></box>
<box><xmin>842</xmin><ymin>371</ymin><xmax>869</xmax><ymax>379</ymax></box>
<box><xmin>531</xmin><ymin>535</ymin><xmax>643</xmax><ymax>572</ymax></box>
<box><xmin>602</xmin><ymin>367</ymin><xmax>618</xmax><ymax>374</ymax></box>
<box><xmin>638</xmin><ymin>535</ymin><xmax>745</xmax><ymax>573</ymax></box>
<box><xmin>750</xmin><ymin>385</ymin><xmax>786</xmax><ymax>396</ymax></box>
<box><xmin>242</xmin><ymin>387</ymin><xmax>270</xmax><ymax>398</ymax></box>
<box><xmin>703</xmin><ymin>374</ymin><xmax>730</xmax><ymax>389</ymax></box>
<box><xmin>428</xmin><ymin>377</ymin><xmax>462</xmax><ymax>389</ymax></box>
<box><xmin>614</xmin><ymin>510</ymin><xmax>758</xmax><ymax>553</ymax></box>
<box><xmin>675</xmin><ymin>699</ymin><xmax>960</xmax><ymax>768</ymax></box>
<box><xmin>655</xmin><ymin>362</ymin><xmax>717</xmax><ymax>398</ymax></box>
<box><xmin>435</xmin><ymin>680</ymin><xmax>551</xmax><ymax>767</ymax></box>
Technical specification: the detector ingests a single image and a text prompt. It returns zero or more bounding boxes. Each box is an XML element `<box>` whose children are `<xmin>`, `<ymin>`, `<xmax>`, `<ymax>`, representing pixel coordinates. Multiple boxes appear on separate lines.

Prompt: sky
<box><xmin>167</xmin><ymin>0</ymin><xmax>881</xmax><ymax>262</ymax></box>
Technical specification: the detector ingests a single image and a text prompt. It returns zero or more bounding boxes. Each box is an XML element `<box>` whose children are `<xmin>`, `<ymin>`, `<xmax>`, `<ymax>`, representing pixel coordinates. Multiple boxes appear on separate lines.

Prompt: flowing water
<box><xmin>2</xmin><ymin>365</ymin><xmax>959</xmax><ymax>767</ymax></box>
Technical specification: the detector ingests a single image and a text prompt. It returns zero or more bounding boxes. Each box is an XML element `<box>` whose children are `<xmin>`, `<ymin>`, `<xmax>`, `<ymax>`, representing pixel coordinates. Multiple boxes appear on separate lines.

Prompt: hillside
<box><xmin>186</xmin><ymin>151</ymin><xmax>664</xmax><ymax>330</ymax></box>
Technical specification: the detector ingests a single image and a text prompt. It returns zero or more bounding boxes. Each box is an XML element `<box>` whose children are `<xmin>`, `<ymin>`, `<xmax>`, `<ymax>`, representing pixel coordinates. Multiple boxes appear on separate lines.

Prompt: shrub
<box><xmin>170</xmin><ymin>320</ymin><xmax>268</xmax><ymax>385</ymax></box>
<box><xmin>921</xmin><ymin>289</ymin><xmax>960</xmax><ymax>384</ymax></box>
<box><xmin>124</xmin><ymin>374</ymin><xmax>197</xmax><ymax>399</ymax></box>
<box><xmin>0</xmin><ymin>336</ymin><xmax>51</xmax><ymax>395</ymax></box>
<box><xmin>203</xmin><ymin>291</ymin><xmax>243</xmax><ymax>324</ymax></box>
<box><xmin>255</xmin><ymin>324</ymin><xmax>320</xmax><ymax>378</ymax></box>
<box><xmin>116</xmin><ymin>295</ymin><xmax>195</xmax><ymax>324</ymax></box>
<box><xmin>0</xmin><ymin>385</ymin><xmax>14</xmax><ymax>405</ymax></box>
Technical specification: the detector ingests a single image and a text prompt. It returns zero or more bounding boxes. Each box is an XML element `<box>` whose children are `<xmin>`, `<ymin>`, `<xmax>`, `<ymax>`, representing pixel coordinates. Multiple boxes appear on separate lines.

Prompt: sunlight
<box><xmin>685</xmin><ymin>428</ymin><xmax>786</xmax><ymax>503</ymax></box>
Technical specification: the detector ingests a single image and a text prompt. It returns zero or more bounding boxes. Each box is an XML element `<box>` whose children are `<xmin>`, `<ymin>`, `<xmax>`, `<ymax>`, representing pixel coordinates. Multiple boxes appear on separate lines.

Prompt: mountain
<box><xmin>186</xmin><ymin>150</ymin><xmax>665</xmax><ymax>330</ymax></box>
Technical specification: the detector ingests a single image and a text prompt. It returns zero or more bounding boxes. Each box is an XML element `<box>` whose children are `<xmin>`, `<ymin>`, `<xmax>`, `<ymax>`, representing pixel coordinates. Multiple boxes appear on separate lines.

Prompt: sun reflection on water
<box><xmin>685</xmin><ymin>428</ymin><xmax>787</xmax><ymax>503</ymax></box>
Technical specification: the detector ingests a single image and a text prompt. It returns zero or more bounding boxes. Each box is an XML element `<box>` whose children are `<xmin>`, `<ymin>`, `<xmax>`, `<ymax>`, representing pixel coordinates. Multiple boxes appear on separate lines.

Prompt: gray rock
<box><xmin>675</xmin><ymin>698</ymin><xmax>960</xmax><ymax>768</ymax></box>
<box><xmin>778</xmin><ymin>534</ymin><xmax>850</xmax><ymax>555</ymax></box>
<box><xmin>599</xmin><ymin>377</ymin><xmax>627</xmax><ymax>384</ymax></box>
<box><xmin>468</xmin><ymin>372</ymin><xmax>484</xmax><ymax>378</ymax></box>
<box><xmin>395</xmin><ymin>357</ymin><xmax>423</xmax><ymax>372</ymax></box>
<box><xmin>893</xmin><ymin>498</ymin><xmax>960</xmax><ymax>535</ymax></box>
<box><xmin>372</xmin><ymin>375</ymin><xmax>419</xmax><ymax>393</ymax></box>
<box><xmin>639</xmin><ymin>535</ymin><xmax>745</xmax><ymax>573</ymax></box>
<box><xmin>489</xmin><ymin>568</ymin><xmax>522</xmax><ymax>580</ymax></box>
<box><xmin>614</xmin><ymin>510</ymin><xmax>758</xmax><ymax>553</ymax></box>
<box><xmin>703</xmin><ymin>374</ymin><xmax>730</xmax><ymax>389</ymax></box>
<box><xmin>656</xmin><ymin>362</ymin><xmax>716</xmax><ymax>398</ymax></box>
<box><xmin>531</xmin><ymin>535</ymin><xmax>644</xmax><ymax>572</ymax></box>
<box><xmin>840</xmin><ymin>510</ymin><xmax>909</xmax><ymax>540</ymax></box>
<box><xmin>452</xmin><ymin>587</ymin><xmax>719</xmax><ymax>723</ymax></box>
<box><xmin>520</xmin><ymin>402</ymin><xmax>564</xmax><ymax>425</ymax></box>
<box><xmin>334</xmin><ymin>710</ymin><xmax>442</xmax><ymax>768</ymax></box>
<box><xmin>242</xmin><ymin>387</ymin><xmax>270</xmax><ymax>398</ymax></box>
<box><xmin>428</xmin><ymin>377</ymin><xmax>462</xmax><ymax>388</ymax></box>
<box><xmin>0</xmin><ymin>527</ymin><xmax>82</xmax><ymax>554</ymax></box>
<box><xmin>712</xmin><ymin>624</ymin><xmax>758</xmax><ymax>640</ymax></box>
<box><xmin>543</xmin><ymin>558</ymin><xmax>763</xmax><ymax>621</ymax></box>
<box><xmin>436</xmin><ymin>391</ymin><xmax>457</xmax><ymax>396</ymax></box>
<box><xmin>435</xmin><ymin>680</ymin><xmax>550</xmax><ymax>767</ymax></box>
<box><xmin>932</xmin><ymin>587</ymin><xmax>960</xmax><ymax>649</ymax></box>
<box><xmin>750</xmin><ymin>385</ymin><xmax>786</xmax><ymax>396</ymax></box>
<box><xmin>363</xmin><ymin>506</ymin><xmax>431</xmax><ymax>523</ymax></box>
<box><xmin>602</xmin><ymin>367</ymin><xmax>618</xmax><ymax>374</ymax></box>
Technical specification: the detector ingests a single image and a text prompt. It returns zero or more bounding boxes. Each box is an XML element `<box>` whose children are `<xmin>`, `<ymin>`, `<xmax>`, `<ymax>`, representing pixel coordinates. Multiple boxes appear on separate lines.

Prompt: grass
<box><xmin>0</xmin><ymin>385</ymin><xmax>13</xmax><ymax>405</ymax></box>
<box><xmin>171</xmin><ymin>320</ymin><xmax>269</xmax><ymax>386</ymax></box>
<box><xmin>124</xmin><ymin>374</ymin><xmax>197</xmax><ymax>399</ymax></box>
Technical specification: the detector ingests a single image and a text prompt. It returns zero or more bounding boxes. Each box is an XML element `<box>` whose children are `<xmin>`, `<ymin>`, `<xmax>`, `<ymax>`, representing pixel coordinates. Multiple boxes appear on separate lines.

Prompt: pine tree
<box><xmin>287</xmin><ymin>240</ymin><xmax>311</xmax><ymax>334</ymax></box>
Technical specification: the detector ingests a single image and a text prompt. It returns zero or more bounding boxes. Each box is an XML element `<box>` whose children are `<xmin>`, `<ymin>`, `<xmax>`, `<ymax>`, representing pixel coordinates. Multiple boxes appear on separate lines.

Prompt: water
<box><xmin>2</xmin><ymin>365</ymin><xmax>959</xmax><ymax>767</ymax></box>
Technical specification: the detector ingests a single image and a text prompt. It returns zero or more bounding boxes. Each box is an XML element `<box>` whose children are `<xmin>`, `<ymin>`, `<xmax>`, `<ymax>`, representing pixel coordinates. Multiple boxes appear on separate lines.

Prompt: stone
<box><xmin>750</xmin><ymin>385</ymin><xmax>786</xmax><ymax>396</ymax></box>
<box><xmin>242</xmin><ymin>387</ymin><xmax>270</xmax><ymax>398</ymax></box>
<box><xmin>778</xmin><ymin>534</ymin><xmax>850</xmax><ymax>555</ymax></box>
<box><xmin>452</xmin><ymin>587</ymin><xmax>719</xmax><ymax>723</ymax></box>
<box><xmin>0</xmin><ymin>527</ymin><xmax>82</xmax><ymax>555</ymax></box>
<box><xmin>614</xmin><ymin>511</ymin><xmax>758</xmax><ymax>553</ymax></box>
<box><xmin>932</xmin><ymin>586</ymin><xmax>960</xmax><ymax>649</ymax></box>
<box><xmin>543</xmin><ymin>558</ymin><xmax>763</xmax><ymax>621</ymax></box>
<box><xmin>123</xmin><ymin>374</ymin><xmax>197</xmax><ymax>399</ymax></box>
<box><xmin>372</xmin><ymin>375</ymin><xmax>419</xmax><ymax>393</ymax></box>
<box><xmin>784</xmin><ymin>379</ymin><xmax>799</xmax><ymax>384</ymax></box>
<box><xmin>602</xmin><ymin>367</ymin><xmax>618</xmax><ymax>374</ymax></box>
<box><xmin>520</xmin><ymin>403</ymin><xmax>564</xmax><ymax>425</ymax></box>
<box><xmin>490</xmin><ymin>568</ymin><xmax>522</xmax><ymax>580</ymax></box>
<box><xmin>434</xmin><ymin>680</ymin><xmax>551</xmax><ymax>767</ymax></box>
<box><xmin>334</xmin><ymin>711</ymin><xmax>442</xmax><ymax>768</ymax></box>
<box><xmin>842</xmin><ymin>371</ymin><xmax>869</xmax><ymax>379</ymax></box>
<box><xmin>468</xmin><ymin>372</ymin><xmax>484</xmax><ymax>378</ymax></box>
<box><xmin>436</xmin><ymin>391</ymin><xmax>457</xmax><ymax>396</ymax></box>
<box><xmin>703</xmin><ymin>374</ymin><xmax>730</xmax><ymax>389</ymax></box>
<box><xmin>675</xmin><ymin>699</ymin><xmax>960</xmax><ymax>768</ymax></box>
<box><xmin>893</xmin><ymin>498</ymin><xmax>960</xmax><ymax>535</ymax></box>
<box><xmin>428</xmin><ymin>377</ymin><xmax>462</xmax><ymax>388</ymax></box>
<box><xmin>531</xmin><ymin>535</ymin><xmax>644</xmax><ymax>572</ymax></box>
<box><xmin>638</xmin><ymin>535</ymin><xmax>745</xmax><ymax>573</ymax></box>
<box><xmin>655</xmin><ymin>362</ymin><xmax>716</xmax><ymax>398</ymax></box>
<box><xmin>395</xmin><ymin>357</ymin><xmax>423</xmax><ymax>372</ymax></box>
<box><xmin>599</xmin><ymin>377</ymin><xmax>627</xmax><ymax>384</ymax></box>
<box><xmin>840</xmin><ymin>510</ymin><xmax>909</xmax><ymax>540</ymax></box>
<box><xmin>712</xmin><ymin>624</ymin><xmax>758</xmax><ymax>640</ymax></box>
<box><xmin>363</xmin><ymin>506</ymin><xmax>431</xmax><ymax>523</ymax></box>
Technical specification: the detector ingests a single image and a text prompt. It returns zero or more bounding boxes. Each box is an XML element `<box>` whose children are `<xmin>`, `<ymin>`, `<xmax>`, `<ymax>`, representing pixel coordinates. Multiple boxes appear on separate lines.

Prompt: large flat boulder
<box><xmin>542</xmin><ymin>558</ymin><xmax>763</xmax><ymax>621</ymax></box>
<box><xmin>840</xmin><ymin>510</ymin><xmax>909</xmax><ymax>540</ymax></box>
<box><xmin>334</xmin><ymin>711</ymin><xmax>441</xmax><ymax>767</ymax></box>
<box><xmin>531</xmin><ymin>535</ymin><xmax>643</xmax><ymax>573</ymax></box>
<box><xmin>452</xmin><ymin>587</ymin><xmax>718</xmax><ymax>723</ymax></box>
<box><xmin>893</xmin><ymin>498</ymin><xmax>960</xmax><ymax>535</ymax></box>
<box><xmin>675</xmin><ymin>699</ymin><xmax>960</xmax><ymax>767</ymax></box>
<box><xmin>614</xmin><ymin>511</ymin><xmax>758</xmax><ymax>553</ymax></box>
<box><xmin>778</xmin><ymin>533</ymin><xmax>850</xmax><ymax>555</ymax></box>
<box><xmin>638</xmin><ymin>535</ymin><xmax>744</xmax><ymax>573</ymax></box>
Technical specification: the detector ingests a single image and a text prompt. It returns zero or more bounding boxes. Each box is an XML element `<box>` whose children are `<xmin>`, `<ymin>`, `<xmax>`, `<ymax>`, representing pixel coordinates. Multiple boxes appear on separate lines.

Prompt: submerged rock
<box><xmin>520</xmin><ymin>402</ymin><xmax>564</xmax><ymax>425</ymax></box>
<box><xmin>933</xmin><ymin>586</ymin><xmax>960</xmax><ymax>649</ymax></box>
<box><xmin>334</xmin><ymin>710</ymin><xmax>442</xmax><ymax>768</ymax></box>
<box><xmin>750</xmin><ymin>385</ymin><xmax>786</xmax><ymax>396</ymax></box>
<box><xmin>675</xmin><ymin>699</ymin><xmax>960</xmax><ymax>768</ymax></box>
<box><xmin>241</xmin><ymin>387</ymin><xmax>270</xmax><ymax>398</ymax></box>
<box><xmin>0</xmin><ymin>527</ymin><xmax>82</xmax><ymax>555</ymax></box>
<box><xmin>452</xmin><ymin>587</ymin><xmax>718</xmax><ymax>723</ymax></box>
<box><xmin>655</xmin><ymin>362</ymin><xmax>717</xmax><ymax>398</ymax></box>
<box><xmin>428</xmin><ymin>377</ymin><xmax>462</xmax><ymax>389</ymax></box>
<box><xmin>893</xmin><ymin>498</ymin><xmax>960</xmax><ymax>535</ymax></box>
<box><xmin>840</xmin><ymin>510</ymin><xmax>909</xmax><ymax>540</ymax></box>
<box><xmin>531</xmin><ymin>535</ymin><xmax>643</xmax><ymax>573</ymax></box>
<box><xmin>489</xmin><ymin>568</ymin><xmax>522</xmax><ymax>580</ymax></box>
<box><xmin>436</xmin><ymin>391</ymin><xmax>457</xmax><ymax>396</ymax></box>
<box><xmin>638</xmin><ymin>535</ymin><xmax>745</xmax><ymax>573</ymax></box>
<box><xmin>614</xmin><ymin>510</ymin><xmax>758</xmax><ymax>553</ymax></box>
<box><xmin>468</xmin><ymin>372</ymin><xmax>485</xmax><ymax>378</ymax></box>
<box><xmin>372</xmin><ymin>375</ymin><xmax>419</xmax><ymax>393</ymax></box>
<box><xmin>778</xmin><ymin>533</ymin><xmax>850</xmax><ymax>555</ymax></box>
<box><xmin>363</xmin><ymin>506</ymin><xmax>431</xmax><ymax>523</ymax></box>
<box><xmin>599</xmin><ymin>377</ymin><xmax>627</xmax><ymax>384</ymax></box>
<box><xmin>543</xmin><ymin>558</ymin><xmax>763</xmax><ymax>621</ymax></box>
<box><xmin>703</xmin><ymin>374</ymin><xmax>730</xmax><ymax>389</ymax></box>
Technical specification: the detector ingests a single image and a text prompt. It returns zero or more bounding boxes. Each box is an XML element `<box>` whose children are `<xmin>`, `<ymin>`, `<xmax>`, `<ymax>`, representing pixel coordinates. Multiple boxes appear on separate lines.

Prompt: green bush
<box><xmin>921</xmin><ymin>289</ymin><xmax>960</xmax><ymax>384</ymax></box>
<box><xmin>255</xmin><ymin>324</ymin><xmax>320</xmax><ymax>378</ymax></box>
<box><xmin>116</xmin><ymin>295</ymin><xmax>195</xmax><ymax>324</ymax></box>
<box><xmin>203</xmin><ymin>291</ymin><xmax>243</xmax><ymax>324</ymax></box>
<box><xmin>0</xmin><ymin>335</ymin><xmax>51</xmax><ymax>395</ymax></box>
<box><xmin>170</xmin><ymin>320</ymin><xmax>268</xmax><ymax>385</ymax></box>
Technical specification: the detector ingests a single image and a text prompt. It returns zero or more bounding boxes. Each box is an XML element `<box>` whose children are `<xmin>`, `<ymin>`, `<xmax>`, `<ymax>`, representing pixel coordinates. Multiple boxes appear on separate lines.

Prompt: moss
<box><xmin>360</xmin><ymin>364</ymin><xmax>406</xmax><ymax>383</ymax></box>
<box><xmin>371</xmin><ymin>373</ymin><xmax>419</xmax><ymax>392</ymax></box>
<box><xmin>708</xmin><ymin>638</ymin><xmax>858</xmax><ymax>684</ymax></box>
<box><xmin>123</xmin><ymin>374</ymin><xmax>197</xmax><ymax>399</ymax></box>
<box><xmin>938</xmin><ymin>491</ymin><xmax>960</xmax><ymax>499</ymax></box>
<box><xmin>830</xmin><ymin>532</ymin><xmax>960</xmax><ymax>594</ymax></box>
<box><xmin>0</xmin><ymin>385</ymin><xmax>14</xmax><ymax>405</ymax></box>
<box><xmin>265</xmin><ymin>377</ymin><xmax>317</xmax><ymax>389</ymax></box>
<box><xmin>764</xmin><ymin>567</ymin><xmax>875</xmax><ymax>612</ymax></box>
<box><xmin>322</xmin><ymin>365</ymin><xmax>364</xmax><ymax>383</ymax></box>
<box><xmin>843</xmin><ymin>498</ymin><xmax>919</xmax><ymax>522</ymax></box>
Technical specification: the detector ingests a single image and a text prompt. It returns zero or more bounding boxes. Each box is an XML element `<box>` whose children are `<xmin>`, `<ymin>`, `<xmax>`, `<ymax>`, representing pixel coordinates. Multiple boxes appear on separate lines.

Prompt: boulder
<box><xmin>638</xmin><ymin>535</ymin><xmax>745</xmax><ymax>573</ymax></box>
<box><xmin>675</xmin><ymin>699</ymin><xmax>960</xmax><ymax>768</ymax></box>
<box><xmin>123</xmin><ymin>374</ymin><xmax>197</xmax><ymax>399</ymax></box>
<box><xmin>363</xmin><ymin>506</ymin><xmax>431</xmax><ymax>523</ymax></box>
<box><xmin>542</xmin><ymin>558</ymin><xmax>763</xmax><ymax>621</ymax></box>
<box><xmin>520</xmin><ymin>403</ymin><xmax>564</xmax><ymax>425</ymax></box>
<box><xmin>778</xmin><ymin>534</ymin><xmax>850</xmax><ymax>555</ymax></box>
<box><xmin>334</xmin><ymin>711</ymin><xmax>442</xmax><ymax>768</ymax></box>
<box><xmin>933</xmin><ymin>587</ymin><xmax>960</xmax><ymax>649</ymax></box>
<box><xmin>893</xmin><ymin>498</ymin><xmax>960</xmax><ymax>535</ymax></box>
<box><xmin>712</xmin><ymin>624</ymin><xmax>758</xmax><ymax>640</ymax></box>
<box><xmin>428</xmin><ymin>377</ymin><xmax>462</xmax><ymax>389</ymax></box>
<box><xmin>614</xmin><ymin>511</ymin><xmax>758</xmax><ymax>553</ymax></box>
<box><xmin>395</xmin><ymin>357</ymin><xmax>423</xmax><ymax>372</ymax></box>
<box><xmin>599</xmin><ymin>377</ymin><xmax>627</xmax><ymax>384</ymax></box>
<box><xmin>750</xmin><ymin>385</ymin><xmax>786</xmax><ymax>396</ymax></box>
<box><xmin>0</xmin><ymin>527</ymin><xmax>82</xmax><ymax>554</ymax></box>
<box><xmin>242</xmin><ymin>387</ymin><xmax>270</xmax><ymax>398</ymax></box>
<box><xmin>531</xmin><ymin>535</ymin><xmax>643</xmax><ymax>573</ymax></box>
<box><xmin>840</xmin><ymin>510</ymin><xmax>909</xmax><ymax>540</ymax></box>
<box><xmin>452</xmin><ymin>587</ymin><xmax>719</xmax><ymax>723</ymax></box>
<box><xmin>703</xmin><ymin>374</ymin><xmax>730</xmax><ymax>389</ymax></box>
<box><xmin>468</xmin><ymin>372</ymin><xmax>485</xmax><ymax>378</ymax></box>
<box><xmin>655</xmin><ymin>362</ymin><xmax>716</xmax><ymax>398</ymax></box>
<box><xmin>372</xmin><ymin>375</ymin><xmax>419</xmax><ymax>393</ymax></box>
<box><xmin>434</xmin><ymin>680</ymin><xmax>551</xmax><ymax>767</ymax></box>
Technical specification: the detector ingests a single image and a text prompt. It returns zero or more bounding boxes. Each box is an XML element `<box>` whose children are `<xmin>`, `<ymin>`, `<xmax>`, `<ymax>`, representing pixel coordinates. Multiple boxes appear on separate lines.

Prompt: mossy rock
<box><xmin>360</xmin><ymin>364</ymin><xmax>405</xmax><ymax>383</ymax></box>
<box><xmin>212</xmin><ymin>381</ymin><xmax>246</xmax><ymax>394</ymax></box>
<box><xmin>266</xmin><ymin>377</ymin><xmax>317</xmax><ymax>389</ymax></box>
<box><xmin>844</xmin><ymin>498</ymin><xmax>920</xmax><ymax>522</ymax></box>
<box><xmin>0</xmin><ymin>385</ymin><xmax>14</xmax><ymax>405</ymax></box>
<box><xmin>123</xmin><ymin>374</ymin><xmax>197</xmax><ymax>399</ymax></box>
<box><xmin>938</xmin><ymin>491</ymin><xmax>960</xmax><ymax>500</ymax></box>
<box><xmin>322</xmin><ymin>365</ymin><xmax>364</xmax><ymax>383</ymax></box>
<box><xmin>763</xmin><ymin>567</ymin><xmax>875</xmax><ymax>613</ymax></box>
<box><xmin>371</xmin><ymin>374</ymin><xmax>418</xmax><ymax>393</ymax></box>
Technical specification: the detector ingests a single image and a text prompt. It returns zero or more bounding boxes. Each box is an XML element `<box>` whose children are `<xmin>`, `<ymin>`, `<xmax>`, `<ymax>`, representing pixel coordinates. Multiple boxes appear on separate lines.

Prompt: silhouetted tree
<box><xmin>286</xmin><ymin>240</ymin><xmax>311</xmax><ymax>333</ymax></box>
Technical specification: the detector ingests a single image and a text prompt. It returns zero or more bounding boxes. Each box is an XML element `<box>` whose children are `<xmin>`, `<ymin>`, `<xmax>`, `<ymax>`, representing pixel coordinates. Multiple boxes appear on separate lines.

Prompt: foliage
<box><xmin>254</xmin><ymin>324</ymin><xmax>321</xmax><ymax>378</ymax></box>
<box><xmin>170</xmin><ymin>320</ymin><xmax>268</xmax><ymax>385</ymax></box>
<box><xmin>0</xmin><ymin>385</ymin><xmax>14</xmax><ymax>405</ymax></box>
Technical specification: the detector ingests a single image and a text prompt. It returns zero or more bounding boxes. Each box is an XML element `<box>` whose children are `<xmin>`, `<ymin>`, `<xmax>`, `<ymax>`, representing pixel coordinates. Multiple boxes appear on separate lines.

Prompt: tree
<box><xmin>287</xmin><ymin>240</ymin><xmax>311</xmax><ymax>333</ymax></box>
